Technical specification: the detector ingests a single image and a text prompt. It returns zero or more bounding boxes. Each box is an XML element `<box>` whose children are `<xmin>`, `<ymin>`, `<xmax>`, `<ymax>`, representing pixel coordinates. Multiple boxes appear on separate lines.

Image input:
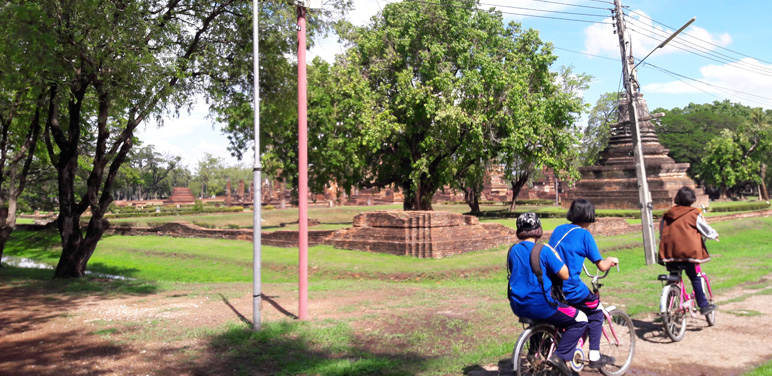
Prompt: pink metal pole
<box><xmin>297</xmin><ymin>5</ymin><xmax>309</xmax><ymax>321</ymax></box>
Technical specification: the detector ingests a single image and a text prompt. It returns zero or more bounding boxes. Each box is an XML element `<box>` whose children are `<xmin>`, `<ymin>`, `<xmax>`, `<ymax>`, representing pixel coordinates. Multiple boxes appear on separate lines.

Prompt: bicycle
<box><xmin>512</xmin><ymin>266</ymin><xmax>636</xmax><ymax>376</ymax></box>
<box><xmin>658</xmin><ymin>263</ymin><xmax>715</xmax><ymax>342</ymax></box>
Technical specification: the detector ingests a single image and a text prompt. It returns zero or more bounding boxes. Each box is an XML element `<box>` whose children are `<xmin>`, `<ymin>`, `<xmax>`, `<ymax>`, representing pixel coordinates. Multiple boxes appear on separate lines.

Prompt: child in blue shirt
<box><xmin>508</xmin><ymin>212</ymin><xmax>587</xmax><ymax>375</ymax></box>
<box><xmin>548</xmin><ymin>199</ymin><xmax>619</xmax><ymax>369</ymax></box>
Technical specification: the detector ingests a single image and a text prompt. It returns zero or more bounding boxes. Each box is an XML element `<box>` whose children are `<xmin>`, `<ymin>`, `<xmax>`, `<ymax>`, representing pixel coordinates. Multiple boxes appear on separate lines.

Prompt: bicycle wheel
<box><xmin>513</xmin><ymin>324</ymin><xmax>559</xmax><ymax>376</ymax></box>
<box><xmin>702</xmin><ymin>276</ymin><xmax>716</xmax><ymax>327</ymax></box>
<box><xmin>599</xmin><ymin>309</ymin><xmax>636</xmax><ymax>376</ymax></box>
<box><xmin>662</xmin><ymin>284</ymin><xmax>686</xmax><ymax>342</ymax></box>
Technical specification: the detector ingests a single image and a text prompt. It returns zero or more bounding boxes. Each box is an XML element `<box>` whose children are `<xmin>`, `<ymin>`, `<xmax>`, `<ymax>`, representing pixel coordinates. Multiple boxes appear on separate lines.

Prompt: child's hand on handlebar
<box><xmin>606</xmin><ymin>257</ymin><xmax>619</xmax><ymax>267</ymax></box>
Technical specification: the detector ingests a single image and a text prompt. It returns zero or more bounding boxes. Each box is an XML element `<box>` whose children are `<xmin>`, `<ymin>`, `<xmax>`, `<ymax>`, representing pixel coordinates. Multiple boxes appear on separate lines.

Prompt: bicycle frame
<box><xmin>582</xmin><ymin>265</ymin><xmax>624</xmax><ymax>348</ymax></box>
<box><xmin>663</xmin><ymin>265</ymin><xmax>713</xmax><ymax>318</ymax></box>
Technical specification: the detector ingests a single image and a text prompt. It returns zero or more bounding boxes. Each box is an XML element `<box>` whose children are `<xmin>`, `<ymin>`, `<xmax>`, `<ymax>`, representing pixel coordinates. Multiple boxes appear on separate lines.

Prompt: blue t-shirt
<box><xmin>548</xmin><ymin>224</ymin><xmax>603</xmax><ymax>303</ymax></box>
<box><xmin>507</xmin><ymin>241</ymin><xmax>565</xmax><ymax>320</ymax></box>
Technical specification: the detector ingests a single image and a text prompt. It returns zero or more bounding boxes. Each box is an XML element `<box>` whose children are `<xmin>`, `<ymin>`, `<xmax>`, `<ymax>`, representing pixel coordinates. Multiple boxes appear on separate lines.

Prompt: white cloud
<box><xmin>642</xmin><ymin>58</ymin><xmax>772</xmax><ymax>109</ymax></box>
<box><xmin>583</xmin><ymin>10</ymin><xmax>731</xmax><ymax>59</ymax></box>
<box><xmin>137</xmin><ymin>99</ymin><xmax>243</xmax><ymax>169</ymax></box>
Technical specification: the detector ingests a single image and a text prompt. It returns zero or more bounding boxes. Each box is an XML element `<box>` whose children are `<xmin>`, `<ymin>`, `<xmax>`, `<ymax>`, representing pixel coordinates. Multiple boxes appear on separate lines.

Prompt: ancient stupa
<box><xmin>566</xmin><ymin>93</ymin><xmax>708</xmax><ymax>209</ymax></box>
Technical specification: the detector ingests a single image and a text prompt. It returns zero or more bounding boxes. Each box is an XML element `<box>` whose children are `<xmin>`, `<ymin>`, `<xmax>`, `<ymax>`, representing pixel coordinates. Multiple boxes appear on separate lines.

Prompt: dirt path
<box><xmin>470</xmin><ymin>282</ymin><xmax>772</xmax><ymax>376</ymax></box>
<box><xmin>1</xmin><ymin>278</ymin><xmax>771</xmax><ymax>376</ymax></box>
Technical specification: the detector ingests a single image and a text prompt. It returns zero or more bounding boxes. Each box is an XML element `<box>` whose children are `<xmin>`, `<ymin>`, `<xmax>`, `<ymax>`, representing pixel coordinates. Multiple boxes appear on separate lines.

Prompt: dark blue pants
<box><xmin>667</xmin><ymin>262</ymin><xmax>709</xmax><ymax>308</ymax></box>
<box><xmin>543</xmin><ymin>303</ymin><xmax>588</xmax><ymax>361</ymax></box>
<box><xmin>570</xmin><ymin>292</ymin><xmax>605</xmax><ymax>351</ymax></box>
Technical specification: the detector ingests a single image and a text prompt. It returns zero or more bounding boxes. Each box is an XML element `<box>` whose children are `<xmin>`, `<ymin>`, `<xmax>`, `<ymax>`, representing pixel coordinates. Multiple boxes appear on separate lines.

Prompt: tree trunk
<box><xmin>508</xmin><ymin>172</ymin><xmax>531</xmax><ymax>212</ymax></box>
<box><xmin>402</xmin><ymin>178</ymin><xmax>435</xmax><ymax>211</ymax></box>
<box><xmin>463</xmin><ymin>186</ymin><xmax>481</xmax><ymax>213</ymax></box>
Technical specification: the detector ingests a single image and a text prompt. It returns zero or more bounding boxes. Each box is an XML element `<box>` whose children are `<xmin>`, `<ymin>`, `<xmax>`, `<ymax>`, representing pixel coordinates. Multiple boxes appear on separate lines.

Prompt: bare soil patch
<box><xmin>1</xmin><ymin>277</ymin><xmax>771</xmax><ymax>375</ymax></box>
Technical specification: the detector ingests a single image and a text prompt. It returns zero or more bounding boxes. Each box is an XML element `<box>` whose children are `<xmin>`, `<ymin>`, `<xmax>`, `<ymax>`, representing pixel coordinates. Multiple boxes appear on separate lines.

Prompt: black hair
<box><xmin>516</xmin><ymin>228</ymin><xmax>544</xmax><ymax>240</ymax></box>
<box><xmin>567</xmin><ymin>198</ymin><xmax>596</xmax><ymax>224</ymax></box>
<box><xmin>674</xmin><ymin>186</ymin><xmax>697</xmax><ymax>206</ymax></box>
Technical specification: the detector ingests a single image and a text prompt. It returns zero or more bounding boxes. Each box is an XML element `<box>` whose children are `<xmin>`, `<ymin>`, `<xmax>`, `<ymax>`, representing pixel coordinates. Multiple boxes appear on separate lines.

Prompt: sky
<box><xmin>137</xmin><ymin>0</ymin><xmax>772</xmax><ymax>169</ymax></box>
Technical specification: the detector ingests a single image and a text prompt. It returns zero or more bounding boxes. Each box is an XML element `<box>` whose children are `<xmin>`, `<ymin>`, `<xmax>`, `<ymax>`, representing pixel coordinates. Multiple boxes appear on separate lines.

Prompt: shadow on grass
<box><xmin>4</xmin><ymin>229</ymin><xmax>62</xmax><ymax>261</ymax></box>
<box><xmin>199</xmin><ymin>321</ymin><xmax>428</xmax><ymax>376</ymax></box>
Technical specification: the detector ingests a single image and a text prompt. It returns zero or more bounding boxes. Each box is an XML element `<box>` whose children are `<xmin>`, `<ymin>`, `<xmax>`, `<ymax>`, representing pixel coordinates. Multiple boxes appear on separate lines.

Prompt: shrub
<box><xmin>263</xmin><ymin>205</ymin><xmax>275</xmax><ymax>211</ymax></box>
<box><xmin>707</xmin><ymin>201</ymin><xmax>771</xmax><ymax>213</ymax></box>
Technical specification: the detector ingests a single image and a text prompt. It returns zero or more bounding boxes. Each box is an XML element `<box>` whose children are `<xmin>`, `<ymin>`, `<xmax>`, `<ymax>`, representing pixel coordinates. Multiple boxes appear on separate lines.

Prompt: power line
<box><xmin>478</xmin><ymin>1</ymin><xmax>608</xmax><ymax>18</ymax></box>
<box><xmin>626</xmin><ymin>9</ymin><xmax>772</xmax><ymax>66</ymax></box>
<box><xmin>640</xmin><ymin>61</ymin><xmax>772</xmax><ymax>107</ymax></box>
<box><xmin>403</xmin><ymin>0</ymin><xmax>613</xmax><ymax>24</ymax></box>
<box><xmin>554</xmin><ymin>46</ymin><xmax>619</xmax><ymax>61</ymax></box>
<box><xmin>527</xmin><ymin>0</ymin><xmax>611</xmax><ymax>11</ymax></box>
<box><xmin>624</xmin><ymin>16</ymin><xmax>772</xmax><ymax>77</ymax></box>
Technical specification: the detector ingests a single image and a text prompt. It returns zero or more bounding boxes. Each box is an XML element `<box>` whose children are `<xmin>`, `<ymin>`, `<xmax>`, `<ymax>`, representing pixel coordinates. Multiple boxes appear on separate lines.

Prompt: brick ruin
<box><xmin>326</xmin><ymin>210</ymin><xmax>517</xmax><ymax>258</ymax></box>
<box><xmin>566</xmin><ymin>93</ymin><xmax>709</xmax><ymax>209</ymax></box>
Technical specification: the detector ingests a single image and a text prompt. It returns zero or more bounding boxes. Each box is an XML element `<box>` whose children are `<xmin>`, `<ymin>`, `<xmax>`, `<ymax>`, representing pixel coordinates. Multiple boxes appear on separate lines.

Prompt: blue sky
<box><xmin>138</xmin><ymin>0</ymin><xmax>772</xmax><ymax>168</ymax></box>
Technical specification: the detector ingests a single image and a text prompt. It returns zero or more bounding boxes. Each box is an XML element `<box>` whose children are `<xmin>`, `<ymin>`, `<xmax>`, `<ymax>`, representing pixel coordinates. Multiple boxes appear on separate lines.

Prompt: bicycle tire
<box><xmin>599</xmin><ymin>309</ymin><xmax>636</xmax><ymax>376</ymax></box>
<box><xmin>662</xmin><ymin>284</ymin><xmax>686</xmax><ymax>342</ymax></box>
<box><xmin>513</xmin><ymin>324</ymin><xmax>560</xmax><ymax>376</ymax></box>
<box><xmin>702</xmin><ymin>276</ymin><xmax>716</xmax><ymax>326</ymax></box>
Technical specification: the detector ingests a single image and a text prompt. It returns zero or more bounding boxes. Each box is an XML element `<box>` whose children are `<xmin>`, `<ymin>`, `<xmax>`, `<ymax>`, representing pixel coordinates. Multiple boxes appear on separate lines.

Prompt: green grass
<box><xmin>4</xmin><ymin>216</ymin><xmax>772</xmax><ymax>375</ymax></box>
<box><xmin>745</xmin><ymin>359</ymin><xmax>772</xmax><ymax>376</ymax></box>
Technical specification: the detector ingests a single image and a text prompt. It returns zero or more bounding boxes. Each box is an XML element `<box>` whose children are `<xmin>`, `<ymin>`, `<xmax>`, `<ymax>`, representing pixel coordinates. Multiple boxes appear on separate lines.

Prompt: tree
<box><xmin>699</xmin><ymin>129</ymin><xmax>759</xmax><ymax>198</ymax></box>
<box><xmin>205</xmin><ymin>0</ymin><xmax>351</xmax><ymax>187</ymax></box>
<box><xmin>501</xmin><ymin>65</ymin><xmax>588</xmax><ymax>211</ymax></box>
<box><xmin>7</xmin><ymin>0</ymin><xmax>245</xmax><ymax>278</ymax></box>
<box><xmin>0</xmin><ymin>2</ymin><xmax>52</xmax><ymax>264</ymax></box>
<box><xmin>654</xmin><ymin>101</ymin><xmax>748</xmax><ymax>180</ymax></box>
<box><xmin>580</xmin><ymin>92</ymin><xmax>622</xmax><ymax>166</ymax></box>
<box><xmin>194</xmin><ymin>153</ymin><xmax>229</xmax><ymax>197</ymax></box>
<box><xmin>314</xmin><ymin>0</ymin><xmax>584</xmax><ymax>210</ymax></box>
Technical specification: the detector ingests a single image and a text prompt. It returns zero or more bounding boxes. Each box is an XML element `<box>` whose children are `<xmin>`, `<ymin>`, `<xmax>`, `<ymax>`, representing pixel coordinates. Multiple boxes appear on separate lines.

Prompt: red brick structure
<box><xmin>325</xmin><ymin>211</ymin><xmax>517</xmax><ymax>258</ymax></box>
<box><xmin>164</xmin><ymin>187</ymin><xmax>196</xmax><ymax>205</ymax></box>
<box><xmin>566</xmin><ymin>93</ymin><xmax>708</xmax><ymax>209</ymax></box>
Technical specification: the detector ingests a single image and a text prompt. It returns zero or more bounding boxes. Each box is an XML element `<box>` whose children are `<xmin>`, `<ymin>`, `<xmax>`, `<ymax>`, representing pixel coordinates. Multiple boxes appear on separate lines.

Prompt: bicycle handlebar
<box><xmin>582</xmin><ymin>263</ymin><xmax>615</xmax><ymax>280</ymax></box>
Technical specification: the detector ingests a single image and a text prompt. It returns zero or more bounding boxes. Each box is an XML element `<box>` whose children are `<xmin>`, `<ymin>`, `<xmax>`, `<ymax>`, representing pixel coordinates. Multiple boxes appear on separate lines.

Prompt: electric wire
<box><xmin>554</xmin><ymin>46</ymin><xmax>619</xmax><ymax>61</ymax></box>
<box><xmin>525</xmin><ymin>0</ymin><xmax>611</xmax><ymax>11</ymax></box>
<box><xmin>640</xmin><ymin>61</ymin><xmax>772</xmax><ymax>107</ymax></box>
<box><xmin>380</xmin><ymin>0</ymin><xmax>770</xmax><ymax>107</ymax></box>
<box><xmin>624</xmin><ymin>16</ymin><xmax>772</xmax><ymax>77</ymax></box>
<box><xmin>627</xmin><ymin>9</ymin><xmax>772</xmax><ymax>66</ymax></box>
<box><xmin>625</xmin><ymin>24</ymin><xmax>772</xmax><ymax>79</ymax></box>
<box><xmin>403</xmin><ymin>0</ymin><xmax>613</xmax><ymax>24</ymax></box>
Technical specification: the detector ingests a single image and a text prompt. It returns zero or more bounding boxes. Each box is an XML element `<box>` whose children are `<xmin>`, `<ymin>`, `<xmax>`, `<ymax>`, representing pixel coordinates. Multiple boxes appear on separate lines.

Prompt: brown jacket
<box><xmin>659</xmin><ymin>206</ymin><xmax>710</xmax><ymax>263</ymax></box>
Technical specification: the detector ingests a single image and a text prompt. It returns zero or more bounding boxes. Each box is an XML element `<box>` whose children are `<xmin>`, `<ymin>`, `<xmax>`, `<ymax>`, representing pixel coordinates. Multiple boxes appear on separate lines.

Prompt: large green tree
<box><xmin>500</xmin><ymin>65</ymin><xmax>588</xmax><ymax>211</ymax></box>
<box><xmin>653</xmin><ymin>100</ymin><xmax>749</xmax><ymax>180</ymax></box>
<box><xmin>205</xmin><ymin>0</ymin><xmax>351</xmax><ymax>193</ymax></box>
<box><xmin>6</xmin><ymin>0</ymin><xmax>245</xmax><ymax>277</ymax></box>
<box><xmin>317</xmin><ymin>0</ymin><xmax>586</xmax><ymax>210</ymax></box>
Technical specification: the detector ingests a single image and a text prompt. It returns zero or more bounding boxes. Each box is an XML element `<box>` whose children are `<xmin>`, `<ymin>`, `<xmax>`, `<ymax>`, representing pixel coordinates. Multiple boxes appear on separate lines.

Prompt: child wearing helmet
<box><xmin>507</xmin><ymin>212</ymin><xmax>587</xmax><ymax>375</ymax></box>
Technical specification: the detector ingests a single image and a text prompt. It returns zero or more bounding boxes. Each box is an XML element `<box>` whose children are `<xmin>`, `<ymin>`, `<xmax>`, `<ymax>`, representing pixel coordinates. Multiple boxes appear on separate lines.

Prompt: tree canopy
<box><xmin>274</xmin><ymin>0</ymin><xmax>585</xmax><ymax>210</ymax></box>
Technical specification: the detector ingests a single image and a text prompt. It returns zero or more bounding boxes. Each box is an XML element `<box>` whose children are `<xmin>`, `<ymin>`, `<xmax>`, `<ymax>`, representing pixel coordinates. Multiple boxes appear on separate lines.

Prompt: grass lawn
<box><xmin>3</xmin><ymin>215</ymin><xmax>772</xmax><ymax>375</ymax></box>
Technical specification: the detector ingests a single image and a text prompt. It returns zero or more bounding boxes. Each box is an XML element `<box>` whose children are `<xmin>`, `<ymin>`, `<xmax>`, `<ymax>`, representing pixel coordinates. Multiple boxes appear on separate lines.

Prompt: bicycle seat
<box><xmin>518</xmin><ymin>317</ymin><xmax>538</xmax><ymax>325</ymax></box>
<box><xmin>657</xmin><ymin>274</ymin><xmax>680</xmax><ymax>283</ymax></box>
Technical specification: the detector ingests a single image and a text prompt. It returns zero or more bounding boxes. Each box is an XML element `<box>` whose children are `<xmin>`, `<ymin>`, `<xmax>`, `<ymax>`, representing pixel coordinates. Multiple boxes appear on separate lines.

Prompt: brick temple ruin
<box><xmin>566</xmin><ymin>93</ymin><xmax>708</xmax><ymax>209</ymax></box>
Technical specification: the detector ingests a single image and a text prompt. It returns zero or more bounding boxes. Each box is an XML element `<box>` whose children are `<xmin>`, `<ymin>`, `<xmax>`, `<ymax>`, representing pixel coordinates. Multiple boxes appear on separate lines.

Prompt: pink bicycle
<box><xmin>658</xmin><ymin>264</ymin><xmax>716</xmax><ymax>342</ymax></box>
<box><xmin>512</xmin><ymin>266</ymin><xmax>635</xmax><ymax>376</ymax></box>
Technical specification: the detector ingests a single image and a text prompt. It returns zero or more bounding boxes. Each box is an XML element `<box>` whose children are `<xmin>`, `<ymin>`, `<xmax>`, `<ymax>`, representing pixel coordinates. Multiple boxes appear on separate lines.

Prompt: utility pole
<box><xmin>252</xmin><ymin>0</ymin><xmax>262</xmax><ymax>330</ymax></box>
<box><xmin>297</xmin><ymin>3</ymin><xmax>309</xmax><ymax>320</ymax></box>
<box><xmin>295</xmin><ymin>0</ymin><xmax>321</xmax><ymax>321</ymax></box>
<box><xmin>612</xmin><ymin>0</ymin><xmax>695</xmax><ymax>265</ymax></box>
<box><xmin>612</xmin><ymin>0</ymin><xmax>657</xmax><ymax>264</ymax></box>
